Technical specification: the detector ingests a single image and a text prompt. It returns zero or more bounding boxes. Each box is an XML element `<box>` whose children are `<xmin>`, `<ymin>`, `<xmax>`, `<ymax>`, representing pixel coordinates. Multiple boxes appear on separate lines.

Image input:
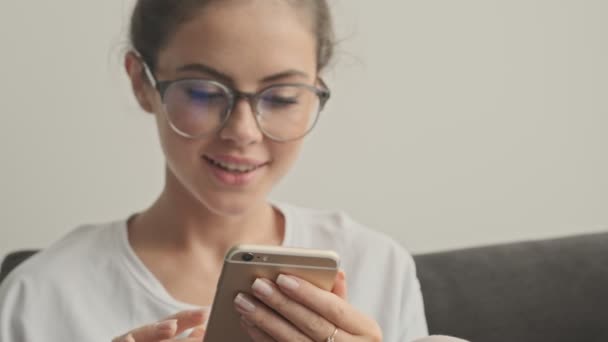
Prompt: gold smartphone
<box><xmin>203</xmin><ymin>244</ymin><xmax>340</xmax><ymax>342</ymax></box>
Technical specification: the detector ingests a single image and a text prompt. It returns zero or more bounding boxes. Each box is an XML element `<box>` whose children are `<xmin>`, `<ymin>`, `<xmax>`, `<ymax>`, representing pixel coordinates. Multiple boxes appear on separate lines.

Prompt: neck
<box><xmin>128</xmin><ymin>170</ymin><xmax>284</xmax><ymax>261</ymax></box>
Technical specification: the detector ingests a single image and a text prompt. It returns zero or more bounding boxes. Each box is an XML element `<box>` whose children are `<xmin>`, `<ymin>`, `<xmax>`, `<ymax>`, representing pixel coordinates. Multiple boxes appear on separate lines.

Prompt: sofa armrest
<box><xmin>0</xmin><ymin>250</ymin><xmax>39</xmax><ymax>284</ymax></box>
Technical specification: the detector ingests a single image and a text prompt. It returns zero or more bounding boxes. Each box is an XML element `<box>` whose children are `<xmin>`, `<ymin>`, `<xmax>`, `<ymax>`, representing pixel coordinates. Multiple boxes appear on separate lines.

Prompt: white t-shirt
<box><xmin>0</xmin><ymin>203</ymin><xmax>428</xmax><ymax>341</ymax></box>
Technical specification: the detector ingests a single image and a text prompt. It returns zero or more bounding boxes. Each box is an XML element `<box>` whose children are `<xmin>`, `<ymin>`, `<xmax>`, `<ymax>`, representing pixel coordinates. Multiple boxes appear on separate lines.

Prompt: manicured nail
<box><xmin>241</xmin><ymin>315</ymin><xmax>255</xmax><ymax>327</ymax></box>
<box><xmin>155</xmin><ymin>319</ymin><xmax>177</xmax><ymax>332</ymax></box>
<box><xmin>188</xmin><ymin>325</ymin><xmax>206</xmax><ymax>338</ymax></box>
<box><xmin>188</xmin><ymin>309</ymin><xmax>206</xmax><ymax>319</ymax></box>
<box><xmin>252</xmin><ymin>278</ymin><xmax>274</xmax><ymax>297</ymax></box>
<box><xmin>277</xmin><ymin>274</ymin><xmax>300</xmax><ymax>291</ymax></box>
<box><xmin>234</xmin><ymin>293</ymin><xmax>256</xmax><ymax>313</ymax></box>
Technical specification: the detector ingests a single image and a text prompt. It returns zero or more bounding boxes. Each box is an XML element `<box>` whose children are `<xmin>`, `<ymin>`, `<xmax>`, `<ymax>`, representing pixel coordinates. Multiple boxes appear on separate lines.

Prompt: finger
<box><xmin>276</xmin><ymin>274</ymin><xmax>377</xmax><ymax>335</ymax></box>
<box><xmin>164</xmin><ymin>309</ymin><xmax>208</xmax><ymax>335</ymax></box>
<box><xmin>240</xmin><ymin>318</ymin><xmax>276</xmax><ymax>342</ymax></box>
<box><xmin>112</xmin><ymin>334</ymin><xmax>136</xmax><ymax>342</ymax></box>
<box><xmin>112</xmin><ymin>309</ymin><xmax>207</xmax><ymax>342</ymax></box>
<box><xmin>331</xmin><ymin>270</ymin><xmax>348</xmax><ymax>300</ymax></box>
<box><xmin>113</xmin><ymin>319</ymin><xmax>178</xmax><ymax>342</ymax></box>
<box><xmin>187</xmin><ymin>325</ymin><xmax>206</xmax><ymax>338</ymax></box>
<box><xmin>234</xmin><ymin>293</ymin><xmax>311</xmax><ymax>342</ymax></box>
<box><xmin>251</xmin><ymin>278</ymin><xmax>348</xmax><ymax>342</ymax></box>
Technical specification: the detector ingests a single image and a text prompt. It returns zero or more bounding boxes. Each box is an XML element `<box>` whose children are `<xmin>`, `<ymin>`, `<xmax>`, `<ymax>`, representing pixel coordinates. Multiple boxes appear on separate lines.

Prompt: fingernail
<box><xmin>252</xmin><ymin>278</ymin><xmax>274</xmax><ymax>297</ymax></box>
<box><xmin>189</xmin><ymin>309</ymin><xmax>206</xmax><ymax>319</ymax></box>
<box><xmin>188</xmin><ymin>325</ymin><xmax>206</xmax><ymax>338</ymax></box>
<box><xmin>277</xmin><ymin>274</ymin><xmax>299</xmax><ymax>291</ymax></box>
<box><xmin>155</xmin><ymin>319</ymin><xmax>177</xmax><ymax>332</ymax></box>
<box><xmin>241</xmin><ymin>315</ymin><xmax>255</xmax><ymax>327</ymax></box>
<box><xmin>234</xmin><ymin>293</ymin><xmax>256</xmax><ymax>313</ymax></box>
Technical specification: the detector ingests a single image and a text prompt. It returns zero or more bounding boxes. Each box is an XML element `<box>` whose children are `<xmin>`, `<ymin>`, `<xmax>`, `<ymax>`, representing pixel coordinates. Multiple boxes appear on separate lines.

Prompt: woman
<box><xmin>0</xmin><ymin>1</ymin><xmax>465</xmax><ymax>341</ymax></box>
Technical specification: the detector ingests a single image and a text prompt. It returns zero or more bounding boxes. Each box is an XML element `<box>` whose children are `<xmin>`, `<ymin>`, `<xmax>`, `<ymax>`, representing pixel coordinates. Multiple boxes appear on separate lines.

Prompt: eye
<box><xmin>260</xmin><ymin>88</ymin><xmax>302</xmax><ymax>108</ymax></box>
<box><xmin>186</xmin><ymin>88</ymin><xmax>225</xmax><ymax>103</ymax></box>
<box><xmin>262</xmin><ymin>95</ymin><xmax>299</xmax><ymax>106</ymax></box>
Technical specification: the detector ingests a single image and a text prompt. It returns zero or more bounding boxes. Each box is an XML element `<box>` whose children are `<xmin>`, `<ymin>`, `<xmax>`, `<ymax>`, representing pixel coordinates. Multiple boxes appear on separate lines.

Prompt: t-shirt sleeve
<box><xmin>0</xmin><ymin>276</ymin><xmax>30</xmax><ymax>342</ymax></box>
<box><xmin>399</xmin><ymin>251</ymin><xmax>429</xmax><ymax>341</ymax></box>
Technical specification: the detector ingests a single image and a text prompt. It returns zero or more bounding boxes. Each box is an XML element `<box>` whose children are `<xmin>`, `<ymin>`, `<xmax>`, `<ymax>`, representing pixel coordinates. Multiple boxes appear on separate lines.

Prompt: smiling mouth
<box><xmin>203</xmin><ymin>156</ymin><xmax>266</xmax><ymax>174</ymax></box>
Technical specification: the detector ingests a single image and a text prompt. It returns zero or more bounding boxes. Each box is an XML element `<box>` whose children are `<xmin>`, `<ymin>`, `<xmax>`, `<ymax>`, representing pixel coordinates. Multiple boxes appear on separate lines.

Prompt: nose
<box><xmin>218</xmin><ymin>96</ymin><xmax>264</xmax><ymax>146</ymax></box>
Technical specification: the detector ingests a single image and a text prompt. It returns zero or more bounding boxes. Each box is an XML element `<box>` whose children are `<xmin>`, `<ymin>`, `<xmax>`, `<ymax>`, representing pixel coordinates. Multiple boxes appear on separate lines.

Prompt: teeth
<box><xmin>208</xmin><ymin>158</ymin><xmax>259</xmax><ymax>173</ymax></box>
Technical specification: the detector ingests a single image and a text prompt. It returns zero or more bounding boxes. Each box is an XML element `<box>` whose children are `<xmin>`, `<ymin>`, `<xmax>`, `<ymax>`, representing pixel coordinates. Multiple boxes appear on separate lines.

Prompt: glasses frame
<box><xmin>136</xmin><ymin>54</ymin><xmax>331</xmax><ymax>142</ymax></box>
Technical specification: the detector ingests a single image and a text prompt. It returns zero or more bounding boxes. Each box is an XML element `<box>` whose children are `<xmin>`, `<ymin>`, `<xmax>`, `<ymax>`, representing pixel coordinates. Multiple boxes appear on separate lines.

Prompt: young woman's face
<box><xmin>144</xmin><ymin>1</ymin><xmax>318</xmax><ymax>216</ymax></box>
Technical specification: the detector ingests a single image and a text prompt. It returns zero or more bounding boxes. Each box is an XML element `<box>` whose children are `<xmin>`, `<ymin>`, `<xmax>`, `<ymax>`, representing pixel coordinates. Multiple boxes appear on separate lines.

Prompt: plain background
<box><xmin>1</xmin><ymin>0</ymin><xmax>607</xmax><ymax>260</ymax></box>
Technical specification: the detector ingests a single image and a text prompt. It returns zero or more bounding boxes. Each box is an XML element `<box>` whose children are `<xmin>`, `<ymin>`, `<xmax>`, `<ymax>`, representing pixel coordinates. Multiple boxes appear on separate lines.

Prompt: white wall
<box><xmin>1</xmin><ymin>0</ymin><xmax>607</xmax><ymax>259</ymax></box>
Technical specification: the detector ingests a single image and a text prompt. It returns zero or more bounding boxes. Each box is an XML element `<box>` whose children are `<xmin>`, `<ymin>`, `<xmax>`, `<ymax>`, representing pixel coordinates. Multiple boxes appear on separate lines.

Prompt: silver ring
<box><xmin>325</xmin><ymin>327</ymin><xmax>338</xmax><ymax>342</ymax></box>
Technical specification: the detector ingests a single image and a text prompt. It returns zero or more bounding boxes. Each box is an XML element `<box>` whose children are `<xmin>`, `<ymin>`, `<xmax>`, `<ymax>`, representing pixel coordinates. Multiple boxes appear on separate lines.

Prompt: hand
<box><xmin>414</xmin><ymin>336</ymin><xmax>470</xmax><ymax>342</ymax></box>
<box><xmin>234</xmin><ymin>271</ymin><xmax>383</xmax><ymax>342</ymax></box>
<box><xmin>112</xmin><ymin>309</ymin><xmax>207</xmax><ymax>342</ymax></box>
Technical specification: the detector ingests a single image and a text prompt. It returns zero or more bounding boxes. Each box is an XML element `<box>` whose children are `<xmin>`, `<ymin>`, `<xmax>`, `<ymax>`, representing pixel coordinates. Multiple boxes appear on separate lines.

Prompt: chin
<box><xmin>200</xmin><ymin>192</ymin><xmax>266</xmax><ymax>218</ymax></box>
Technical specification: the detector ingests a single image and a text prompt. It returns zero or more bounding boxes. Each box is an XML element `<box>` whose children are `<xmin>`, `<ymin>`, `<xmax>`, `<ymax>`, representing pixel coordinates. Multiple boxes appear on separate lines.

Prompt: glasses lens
<box><xmin>257</xmin><ymin>85</ymin><xmax>321</xmax><ymax>141</ymax></box>
<box><xmin>163</xmin><ymin>80</ymin><xmax>230</xmax><ymax>138</ymax></box>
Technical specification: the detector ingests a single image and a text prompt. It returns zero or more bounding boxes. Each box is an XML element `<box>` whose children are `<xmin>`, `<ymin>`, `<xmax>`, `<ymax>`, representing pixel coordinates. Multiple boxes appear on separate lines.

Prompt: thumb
<box><xmin>331</xmin><ymin>270</ymin><xmax>348</xmax><ymax>300</ymax></box>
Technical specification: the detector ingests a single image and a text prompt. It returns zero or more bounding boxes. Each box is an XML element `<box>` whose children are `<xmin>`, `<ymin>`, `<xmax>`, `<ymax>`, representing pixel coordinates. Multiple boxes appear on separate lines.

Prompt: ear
<box><xmin>124</xmin><ymin>51</ymin><xmax>155</xmax><ymax>114</ymax></box>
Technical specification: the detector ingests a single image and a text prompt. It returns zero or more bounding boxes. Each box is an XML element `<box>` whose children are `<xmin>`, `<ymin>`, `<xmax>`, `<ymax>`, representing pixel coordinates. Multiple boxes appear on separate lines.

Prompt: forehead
<box><xmin>156</xmin><ymin>0</ymin><xmax>317</xmax><ymax>83</ymax></box>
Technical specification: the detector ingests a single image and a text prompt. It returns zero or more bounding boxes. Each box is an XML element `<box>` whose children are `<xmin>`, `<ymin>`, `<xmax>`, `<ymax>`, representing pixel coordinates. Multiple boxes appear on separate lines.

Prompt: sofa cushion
<box><xmin>414</xmin><ymin>231</ymin><xmax>608</xmax><ymax>342</ymax></box>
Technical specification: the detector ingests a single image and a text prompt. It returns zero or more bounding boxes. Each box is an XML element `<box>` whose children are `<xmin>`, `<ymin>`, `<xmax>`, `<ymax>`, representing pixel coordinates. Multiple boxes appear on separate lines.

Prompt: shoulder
<box><xmin>0</xmin><ymin>219</ymin><xmax>134</xmax><ymax>341</ymax></box>
<box><xmin>0</xmin><ymin>220</ymin><xmax>124</xmax><ymax>293</ymax></box>
<box><xmin>279</xmin><ymin>203</ymin><xmax>415</xmax><ymax>272</ymax></box>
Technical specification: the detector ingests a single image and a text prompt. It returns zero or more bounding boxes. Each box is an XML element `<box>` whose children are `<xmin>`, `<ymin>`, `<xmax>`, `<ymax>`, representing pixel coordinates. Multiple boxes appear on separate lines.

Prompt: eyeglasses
<box><xmin>137</xmin><ymin>56</ymin><xmax>331</xmax><ymax>142</ymax></box>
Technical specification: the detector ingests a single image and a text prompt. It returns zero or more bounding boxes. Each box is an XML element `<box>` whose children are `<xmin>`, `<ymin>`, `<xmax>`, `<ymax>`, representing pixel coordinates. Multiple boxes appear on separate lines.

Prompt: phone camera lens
<box><xmin>242</xmin><ymin>253</ymin><xmax>254</xmax><ymax>262</ymax></box>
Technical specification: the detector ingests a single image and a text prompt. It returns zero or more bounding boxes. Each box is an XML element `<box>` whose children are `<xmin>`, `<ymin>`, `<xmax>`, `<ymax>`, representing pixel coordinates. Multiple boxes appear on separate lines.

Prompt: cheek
<box><xmin>269</xmin><ymin>141</ymin><xmax>303</xmax><ymax>176</ymax></box>
<box><xmin>154</xmin><ymin>112</ymin><xmax>203</xmax><ymax>171</ymax></box>
<box><xmin>155</xmin><ymin>113</ymin><xmax>175</xmax><ymax>157</ymax></box>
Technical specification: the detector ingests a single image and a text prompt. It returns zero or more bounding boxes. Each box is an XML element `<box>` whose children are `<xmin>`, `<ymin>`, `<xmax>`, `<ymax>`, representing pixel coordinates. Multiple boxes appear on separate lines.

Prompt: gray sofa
<box><xmin>2</xmin><ymin>232</ymin><xmax>608</xmax><ymax>341</ymax></box>
<box><xmin>414</xmin><ymin>231</ymin><xmax>608</xmax><ymax>342</ymax></box>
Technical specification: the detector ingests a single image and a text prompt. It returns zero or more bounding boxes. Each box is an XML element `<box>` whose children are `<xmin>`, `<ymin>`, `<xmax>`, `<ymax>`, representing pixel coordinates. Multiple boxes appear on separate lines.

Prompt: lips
<box><xmin>203</xmin><ymin>154</ymin><xmax>269</xmax><ymax>187</ymax></box>
<box><xmin>203</xmin><ymin>155</ymin><xmax>268</xmax><ymax>174</ymax></box>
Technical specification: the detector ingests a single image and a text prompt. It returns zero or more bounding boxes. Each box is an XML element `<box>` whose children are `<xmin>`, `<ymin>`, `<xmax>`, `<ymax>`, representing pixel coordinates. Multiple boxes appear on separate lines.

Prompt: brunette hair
<box><xmin>129</xmin><ymin>0</ymin><xmax>335</xmax><ymax>71</ymax></box>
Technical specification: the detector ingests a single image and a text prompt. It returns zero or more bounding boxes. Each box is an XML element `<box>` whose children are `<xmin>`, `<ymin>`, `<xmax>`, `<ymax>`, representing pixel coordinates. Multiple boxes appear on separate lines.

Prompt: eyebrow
<box><xmin>175</xmin><ymin>63</ymin><xmax>310</xmax><ymax>84</ymax></box>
